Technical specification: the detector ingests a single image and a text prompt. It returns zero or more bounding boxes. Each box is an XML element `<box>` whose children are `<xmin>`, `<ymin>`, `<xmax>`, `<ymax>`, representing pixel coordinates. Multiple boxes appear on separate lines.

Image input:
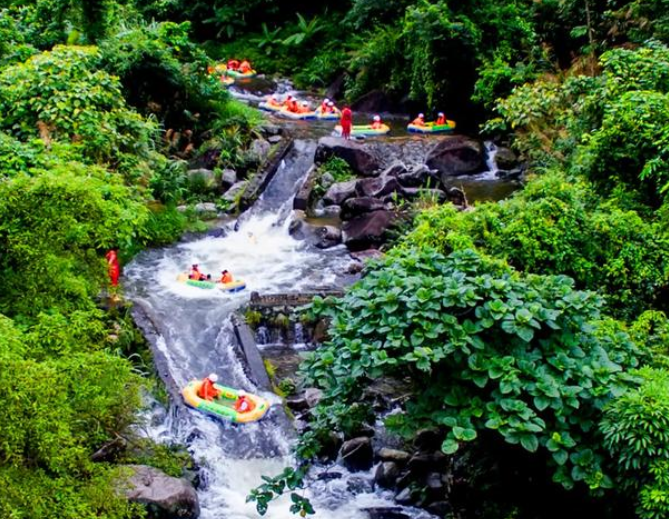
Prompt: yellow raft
<box><xmin>335</xmin><ymin>124</ymin><xmax>390</xmax><ymax>137</ymax></box>
<box><xmin>227</xmin><ymin>69</ymin><xmax>257</xmax><ymax>79</ymax></box>
<box><xmin>277</xmin><ymin>108</ymin><xmax>317</xmax><ymax>120</ymax></box>
<box><xmin>176</xmin><ymin>273</ymin><xmax>246</xmax><ymax>292</ymax></box>
<box><xmin>407</xmin><ymin>120</ymin><xmax>456</xmax><ymax>133</ymax></box>
<box><xmin>182</xmin><ymin>380</ymin><xmax>270</xmax><ymax>423</ymax></box>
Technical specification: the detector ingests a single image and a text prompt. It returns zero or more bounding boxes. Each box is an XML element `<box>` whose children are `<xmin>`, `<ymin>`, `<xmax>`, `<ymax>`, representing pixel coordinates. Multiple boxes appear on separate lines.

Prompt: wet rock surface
<box><xmin>342</xmin><ymin>210</ymin><xmax>398</xmax><ymax>251</ymax></box>
<box><xmin>315</xmin><ymin>137</ymin><xmax>381</xmax><ymax>176</ymax></box>
<box><xmin>340</xmin><ymin>437</ymin><xmax>374</xmax><ymax>472</ymax></box>
<box><xmin>119</xmin><ymin>465</ymin><xmax>200</xmax><ymax>519</ymax></box>
<box><xmin>426</xmin><ymin>136</ymin><xmax>486</xmax><ymax>177</ymax></box>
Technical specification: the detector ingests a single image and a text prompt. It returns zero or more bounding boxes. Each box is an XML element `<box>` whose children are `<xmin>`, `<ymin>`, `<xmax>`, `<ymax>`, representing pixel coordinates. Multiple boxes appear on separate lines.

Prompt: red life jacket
<box><xmin>199</xmin><ymin>378</ymin><xmax>220</xmax><ymax>401</ymax></box>
<box><xmin>235</xmin><ymin>395</ymin><xmax>255</xmax><ymax>413</ymax></box>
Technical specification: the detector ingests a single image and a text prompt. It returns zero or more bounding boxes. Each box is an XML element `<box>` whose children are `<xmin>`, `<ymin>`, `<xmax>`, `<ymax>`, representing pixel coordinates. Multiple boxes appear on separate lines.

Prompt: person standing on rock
<box><xmin>340</xmin><ymin>106</ymin><xmax>353</xmax><ymax>140</ymax></box>
<box><xmin>105</xmin><ymin>249</ymin><xmax>120</xmax><ymax>287</ymax></box>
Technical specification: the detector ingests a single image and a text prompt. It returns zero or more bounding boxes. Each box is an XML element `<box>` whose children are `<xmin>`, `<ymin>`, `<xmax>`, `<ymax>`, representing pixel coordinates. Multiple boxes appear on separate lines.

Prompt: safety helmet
<box><xmin>209</xmin><ymin>373</ymin><xmax>219</xmax><ymax>382</ymax></box>
<box><xmin>328</xmin><ymin>101</ymin><xmax>334</xmax><ymax>106</ymax></box>
<box><xmin>302</xmin><ymin>101</ymin><xmax>309</xmax><ymax>106</ymax></box>
<box><xmin>238</xmin><ymin>389</ymin><xmax>246</xmax><ymax>396</ymax></box>
<box><xmin>373</xmin><ymin>115</ymin><xmax>381</xmax><ymax>122</ymax></box>
<box><xmin>222</xmin><ymin>270</ymin><xmax>228</xmax><ymax>274</ymax></box>
<box><xmin>324</xmin><ymin>98</ymin><xmax>330</xmax><ymax>103</ymax></box>
<box><xmin>418</xmin><ymin>113</ymin><xmax>424</xmax><ymax>118</ymax></box>
<box><xmin>438</xmin><ymin>112</ymin><xmax>444</xmax><ymax>116</ymax></box>
<box><xmin>271</xmin><ymin>94</ymin><xmax>279</xmax><ymax>100</ymax></box>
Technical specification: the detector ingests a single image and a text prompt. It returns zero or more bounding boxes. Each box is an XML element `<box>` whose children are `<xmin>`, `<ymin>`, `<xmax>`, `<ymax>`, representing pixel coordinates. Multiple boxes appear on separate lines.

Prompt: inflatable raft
<box><xmin>182</xmin><ymin>380</ymin><xmax>270</xmax><ymax>424</ymax></box>
<box><xmin>316</xmin><ymin>109</ymin><xmax>341</xmax><ymax>121</ymax></box>
<box><xmin>259</xmin><ymin>101</ymin><xmax>284</xmax><ymax>112</ymax></box>
<box><xmin>277</xmin><ymin>108</ymin><xmax>317</xmax><ymax>120</ymax></box>
<box><xmin>335</xmin><ymin>124</ymin><xmax>390</xmax><ymax>137</ymax></box>
<box><xmin>227</xmin><ymin>69</ymin><xmax>257</xmax><ymax>79</ymax></box>
<box><xmin>407</xmin><ymin>120</ymin><xmax>456</xmax><ymax>133</ymax></box>
<box><xmin>177</xmin><ymin>273</ymin><xmax>246</xmax><ymax>293</ymax></box>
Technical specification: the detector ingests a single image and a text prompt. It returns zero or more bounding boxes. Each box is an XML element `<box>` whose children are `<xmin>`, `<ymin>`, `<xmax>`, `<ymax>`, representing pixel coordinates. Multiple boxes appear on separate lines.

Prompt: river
<box><xmin>124</xmin><ymin>84</ymin><xmax>519</xmax><ymax>518</ymax></box>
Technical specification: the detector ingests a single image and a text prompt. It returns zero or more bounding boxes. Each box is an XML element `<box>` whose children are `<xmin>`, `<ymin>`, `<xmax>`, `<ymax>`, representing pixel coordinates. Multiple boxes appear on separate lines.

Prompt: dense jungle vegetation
<box><xmin>1</xmin><ymin>0</ymin><xmax>669</xmax><ymax>518</ymax></box>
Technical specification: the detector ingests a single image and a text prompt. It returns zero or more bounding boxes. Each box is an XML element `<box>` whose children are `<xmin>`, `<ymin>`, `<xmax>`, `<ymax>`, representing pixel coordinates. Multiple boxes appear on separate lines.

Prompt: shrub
<box><xmin>301</xmin><ymin>248</ymin><xmax>641</xmax><ymax>491</ymax></box>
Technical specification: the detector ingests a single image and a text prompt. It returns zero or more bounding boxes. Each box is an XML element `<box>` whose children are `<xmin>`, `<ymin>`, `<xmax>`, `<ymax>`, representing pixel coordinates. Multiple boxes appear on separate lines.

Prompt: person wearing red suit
<box><xmin>340</xmin><ymin>107</ymin><xmax>353</xmax><ymax>140</ymax></box>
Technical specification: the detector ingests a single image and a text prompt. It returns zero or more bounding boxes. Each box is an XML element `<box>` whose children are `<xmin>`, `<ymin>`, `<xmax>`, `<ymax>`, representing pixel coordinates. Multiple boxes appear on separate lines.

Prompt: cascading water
<box><xmin>125</xmin><ymin>139</ymin><xmax>427</xmax><ymax>518</ymax></box>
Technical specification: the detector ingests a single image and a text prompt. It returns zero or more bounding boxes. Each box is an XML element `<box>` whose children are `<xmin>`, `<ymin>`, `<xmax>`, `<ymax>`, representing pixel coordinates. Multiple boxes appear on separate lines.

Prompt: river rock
<box><xmin>193</xmin><ymin>202</ymin><xmax>217</xmax><ymax>217</ymax></box>
<box><xmin>426</xmin><ymin>471</ymin><xmax>446</xmax><ymax>499</ymax></box>
<box><xmin>397</xmin><ymin>165</ymin><xmax>439</xmax><ymax>187</ymax></box>
<box><xmin>315</xmin><ymin>137</ymin><xmax>380</xmax><ymax>176</ymax></box>
<box><xmin>493</xmin><ymin>146</ymin><xmax>518</xmax><ymax>171</ymax></box>
<box><xmin>341</xmin><ymin>197</ymin><xmax>386</xmax><ymax>220</ymax></box>
<box><xmin>414</xmin><ymin>428</ymin><xmax>443</xmax><ymax>451</ymax></box>
<box><xmin>247</xmin><ymin>138</ymin><xmax>271</xmax><ymax>163</ymax></box>
<box><xmin>320</xmin><ymin>172</ymin><xmax>335</xmax><ymax>190</ymax></box>
<box><xmin>377</xmin><ymin>448</ymin><xmax>411</xmax><ymax>464</ymax></box>
<box><xmin>380</xmin><ymin>160</ymin><xmax>409</xmax><ymax>178</ymax></box>
<box><xmin>399</xmin><ymin>188</ymin><xmax>447</xmax><ymax>203</ymax></box>
<box><xmin>267</xmin><ymin>135</ymin><xmax>283</xmax><ymax>144</ymax></box>
<box><xmin>221</xmin><ymin>181</ymin><xmax>248</xmax><ymax>204</ymax></box>
<box><xmin>363</xmin><ymin>507</ymin><xmax>412</xmax><ymax>519</ymax></box>
<box><xmin>323</xmin><ymin>180</ymin><xmax>358</xmax><ymax>206</ymax></box>
<box><xmin>120</xmin><ymin>465</ymin><xmax>200</xmax><ymax>519</ymax></box>
<box><xmin>220</xmin><ymin>169</ymin><xmax>237</xmax><ymax>190</ymax></box>
<box><xmin>304</xmin><ymin>387</ymin><xmax>324</xmax><ymax>408</ymax></box>
<box><xmin>426</xmin><ymin>501</ymin><xmax>453</xmax><ymax>517</ymax></box>
<box><xmin>394</xmin><ymin>487</ymin><xmax>416</xmax><ymax>506</ymax></box>
<box><xmin>286</xmin><ymin>395</ymin><xmax>309</xmax><ymax>412</ymax></box>
<box><xmin>356</xmin><ymin>176</ymin><xmax>403</xmax><ymax>199</ymax></box>
<box><xmin>350</xmin><ymin>249</ymin><xmax>384</xmax><ymax>262</ymax></box>
<box><xmin>340</xmin><ymin>437</ymin><xmax>374</xmax><ymax>472</ymax></box>
<box><xmin>259</xmin><ymin>123</ymin><xmax>282</xmax><ymax>137</ymax></box>
<box><xmin>375</xmin><ymin>461</ymin><xmax>401</xmax><ymax>489</ymax></box>
<box><xmin>426</xmin><ymin>136</ymin><xmax>486</xmax><ymax>177</ymax></box>
<box><xmin>316</xmin><ymin>226</ymin><xmax>342</xmax><ymax>249</ymax></box>
<box><xmin>496</xmin><ymin>168</ymin><xmax>523</xmax><ymax>180</ymax></box>
<box><xmin>342</xmin><ymin>210</ymin><xmax>397</xmax><ymax>251</ymax></box>
<box><xmin>187</xmin><ymin>168</ymin><xmax>217</xmax><ymax>189</ymax></box>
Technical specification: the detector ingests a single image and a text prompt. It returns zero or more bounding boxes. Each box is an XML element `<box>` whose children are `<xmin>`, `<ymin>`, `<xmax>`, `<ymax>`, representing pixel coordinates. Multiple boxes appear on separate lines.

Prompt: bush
<box><xmin>401</xmin><ymin>173</ymin><xmax>669</xmax><ymax>319</ymax></box>
<box><xmin>601</xmin><ymin>367</ymin><xmax>669</xmax><ymax>518</ymax></box>
<box><xmin>301</xmin><ymin>248</ymin><xmax>641</xmax><ymax>491</ymax></box>
<box><xmin>0</xmin><ymin>45</ymin><xmax>157</xmax><ymax>173</ymax></box>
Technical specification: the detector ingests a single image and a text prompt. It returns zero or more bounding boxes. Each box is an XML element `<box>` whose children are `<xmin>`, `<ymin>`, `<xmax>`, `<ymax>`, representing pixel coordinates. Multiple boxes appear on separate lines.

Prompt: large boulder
<box><xmin>426</xmin><ymin>136</ymin><xmax>486</xmax><ymax>178</ymax></box>
<box><xmin>247</xmin><ymin>138</ymin><xmax>271</xmax><ymax>164</ymax></box>
<box><xmin>220</xmin><ymin>169</ymin><xmax>237</xmax><ymax>190</ymax></box>
<box><xmin>493</xmin><ymin>146</ymin><xmax>518</xmax><ymax>171</ymax></box>
<box><xmin>187</xmin><ymin>168</ymin><xmax>217</xmax><ymax>190</ymax></box>
<box><xmin>396</xmin><ymin>165</ymin><xmax>439</xmax><ymax>188</ymax></box>
<box><xmin>342</xmin><ymin>210</ymin><xmax>397</xmax><ymax>251</ymax></box>
<box><xmin>340</xmin><ymin>437</ymin><xmax>374</xmax><ymax>472</ymax></box>
<box><xmin>341</xmin><ymin>197</ymin><xmax>386</xmax><ymax>220</ymax></box>
<box><xmin>315</xmin><ymin>137</ymin><xmax>380</xmax><ymax>176</ymax></box>
<box><xmin>399</xmin><ymin>188</ymin><xmax>447</xmax><ymax>204</ymax></box>
<box><xmin>379</xmin><ymin>160</ymin><xmax>409</xmax><ymax>178</ymax></box>
<box><xmin>323</xmin><ymin>180</ymin><xmax>358</xmax><ymax>206</ymax></box>
<box><xmin>374</xmin><ymin>461</ymin><xmax>401</xmax><ymax>489</ymax></box>
<box><xmin>120</xmin><ymin>465</ymin><xmax>200</xmax><ymax>519</ymax></box>
<box><xmin>377</xmin><ymin>448</ymin><xmax>411</xmax><ymax>464</ymax></box>
<box><xmin>356</xmin><ymin>176</ymin><xmax>403</xmax><ymax>199</ymax></box>
<box><xmin>316</xmin><ymin>225</ymin><xmax>343</xmax><ymax>249</ymax></box>
<box><xmin>222</xmin><ymin>181</ymin><xmax>248</xmax><ymax>204</ymax></box>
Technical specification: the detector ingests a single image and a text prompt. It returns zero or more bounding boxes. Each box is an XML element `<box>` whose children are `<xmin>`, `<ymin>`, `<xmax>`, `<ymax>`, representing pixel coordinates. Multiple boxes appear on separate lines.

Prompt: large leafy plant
<box><xmin>301</xmin><ymin>248</ymin><xmax>641</xmax><ymax>491</ymax></box>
